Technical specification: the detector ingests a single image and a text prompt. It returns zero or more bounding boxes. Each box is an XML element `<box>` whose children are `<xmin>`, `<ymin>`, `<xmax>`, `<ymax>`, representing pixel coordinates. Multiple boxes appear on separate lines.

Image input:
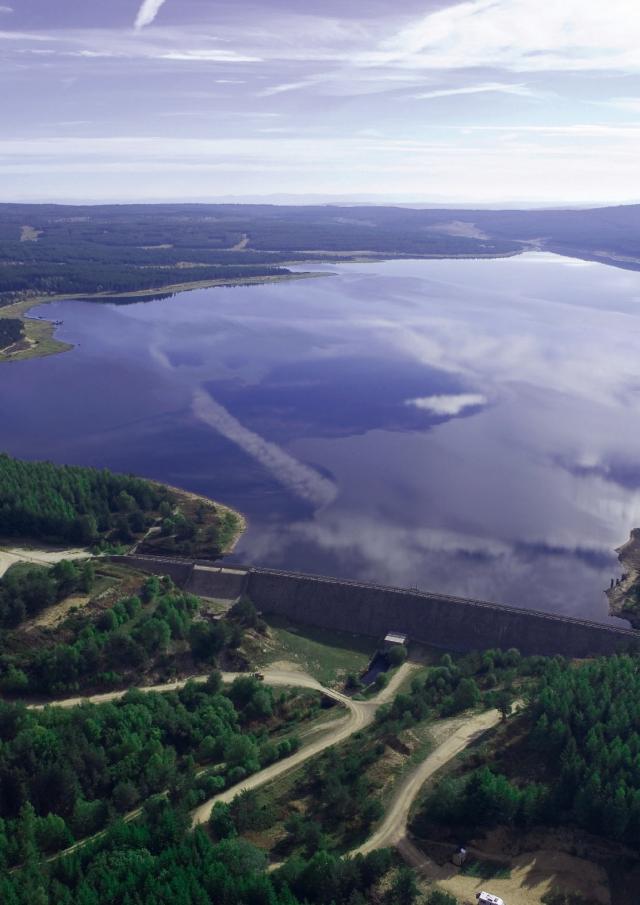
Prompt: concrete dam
<box><xmin>115</xmin><ymin>555</ymin><xmax>639</xmax><ymax>659</ymax></box>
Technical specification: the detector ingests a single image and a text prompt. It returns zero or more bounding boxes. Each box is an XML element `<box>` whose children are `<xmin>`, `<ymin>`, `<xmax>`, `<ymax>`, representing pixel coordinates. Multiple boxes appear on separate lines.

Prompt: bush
<box><xmin>374</xmin><ymin>672</ymin><xmax>389</xmax><ymax>690</ymax></box>
<box><xmin>426</xmin><ymin>891</ymin><xmax>459</xmax><ymax>905</ymax></box>
<box><xmin>386</xmin><ymin>644</ymin><xmax>407</xmax><ymax>666</ymax></box>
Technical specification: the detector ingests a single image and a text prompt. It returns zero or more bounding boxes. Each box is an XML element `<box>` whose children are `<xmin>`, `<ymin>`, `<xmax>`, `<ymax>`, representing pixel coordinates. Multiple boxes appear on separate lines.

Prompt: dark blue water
<box><xmin>3</xmin><ymin>253</ymin><xmax>640</xmax><ymax>624</ymax></box>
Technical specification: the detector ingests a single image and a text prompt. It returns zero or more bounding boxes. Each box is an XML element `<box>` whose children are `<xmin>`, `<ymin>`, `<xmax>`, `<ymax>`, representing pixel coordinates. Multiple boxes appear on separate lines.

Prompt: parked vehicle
<box><xmin>476</xmin><ymin>893</ymin><xmax>505</xmax><ymax>905</ymax></box>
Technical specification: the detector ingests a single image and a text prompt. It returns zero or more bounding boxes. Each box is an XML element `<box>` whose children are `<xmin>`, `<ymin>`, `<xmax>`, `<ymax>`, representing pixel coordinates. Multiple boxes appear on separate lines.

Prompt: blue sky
<box><xmin>2</xmin><ymin>0</ymin><xmax>640</xmax><ymax>203</ymax></box>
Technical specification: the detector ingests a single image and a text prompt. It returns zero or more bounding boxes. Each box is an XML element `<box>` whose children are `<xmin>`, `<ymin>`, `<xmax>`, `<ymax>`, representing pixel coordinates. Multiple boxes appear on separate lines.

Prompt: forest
<box><xmin>0</xmin><ymin>453</ymin><xmax>169</xmax><ymax>545</ymax></box>
<box><xmin>0</xmin><ymin>671</ymin><xmax>322</xmax><ymax>867</ymax></box>
<box><xmin>412</xmin><ymin>654</ymin><xmax>640</xmax><ymax>846</ymax></box>
<box><xmin>0</xmin><ymin>800</ymin><xmax>425</xmax><ymax>905</ymax></box>
<box><xmin>0</xmin><ymin>453</ymin><xmax>238</xmax><ymax>557</ymax></box>
<box><xmin>0</xmin><ymin>261</ymin><xmax>292</xmax><ymax>299</ymax></box>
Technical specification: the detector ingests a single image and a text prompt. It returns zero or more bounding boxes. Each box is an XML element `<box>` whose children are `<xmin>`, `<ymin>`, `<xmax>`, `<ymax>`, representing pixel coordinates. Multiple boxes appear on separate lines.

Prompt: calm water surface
<box><xmin>3</xmin><ymin>253</ymin><xmax>640</xmax><ymax>624</ymax></box>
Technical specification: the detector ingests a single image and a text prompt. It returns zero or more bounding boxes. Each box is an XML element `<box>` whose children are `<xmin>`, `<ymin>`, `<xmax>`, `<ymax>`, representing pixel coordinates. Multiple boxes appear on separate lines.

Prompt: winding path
<box><xmin>26</xmin><ymin>663</ymin><xmax>505</xmax><ymax>883</ymax></box>
<box><xmin>353</xmin><ymin>707</ymin><xmax>502</xmax><ymax>856</ymax></box>
<box><xmin>191</xmin><ymin>664</ymin><xmax>413</xmax><ymax>824</ymax></box>
<box><xmin>25</xmin><ymin>664</ymin><xmax>415</xmax><ymax>831</ymax></box>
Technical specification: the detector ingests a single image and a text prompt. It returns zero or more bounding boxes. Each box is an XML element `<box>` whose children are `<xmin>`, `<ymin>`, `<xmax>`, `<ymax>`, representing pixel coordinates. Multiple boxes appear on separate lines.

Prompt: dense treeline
<box><xmin>0</xmin><ymin>240</ymin><xmax>304</xmax><ymax>267</ymax></box>
<box><xmin>0</xmin><ymin>800</ymin><xmax>404</xmax><ymax>905</ymax></box>
<box><xmin>530</xmin><ymin>655</ymin><xmax>640</xmax><ymax>840</ymax></box>
<box><xmin>0</xmin><ymin>453</ymin><xmax>168</xmax><ymax>545</ymax></box>
<box><xmin>413</xmin><ymin>654</ymin><xmax>640</xmax><ymax>847</ymax></box>
<box><xmin>0</xmin><ymin>317</ymin><xmax>23</xmax><ymax>347</ymax></box>
<box><xmin>0</xmin><ymin>673</ymin><xmax>311</xmax><ymax>864</ymax></box>
<box><xmin>0</xmin><ymin>262</ymin><xmax>291</xmax><ymax>297</ymax></box>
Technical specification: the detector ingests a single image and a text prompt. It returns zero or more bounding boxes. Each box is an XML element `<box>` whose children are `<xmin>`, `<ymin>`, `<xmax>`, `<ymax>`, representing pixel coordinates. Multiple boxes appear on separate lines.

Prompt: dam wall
<box><xmin>185</xmin><ymin>564</ymin><xmax>249</xmax><ymax>600</ymax></box>
<box><xmin>112</xmin><ymin>554</ymin><xmax>249</xmax><ymax>600</ymax></box>
<box><xmin>112</xmin><ymin>553</ymin><xmax>195</xmax><ymax>586</ymax></box>
<box><xmin>112</xmin><ymin>555</ymin><xmax>639</xmax><ymax>657</ymax></box>
<box><xmin>246</xmin><ymin>569</ymin><xmax>638</xmax><ymax>658</ymax></box>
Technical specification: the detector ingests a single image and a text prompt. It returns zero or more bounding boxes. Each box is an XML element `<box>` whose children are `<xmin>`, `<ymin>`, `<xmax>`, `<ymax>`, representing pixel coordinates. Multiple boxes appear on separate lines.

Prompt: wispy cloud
<box><xmin>159</xmin><ymin>49</ymin><xmax>262</xmax><ymax>63</ymax></box>
<box><xmin>134</xmin><ymin>0</ymin><xmax>168</xmax><ymax>31</ymax></box>
<box><xmin>415</xmin><ymin>82</ymin><xmax>536</xmax><ymax>101</ymax></box>
<box><xmin>259</xmin><ymin>79</ymin><xmax>314</xmax><ymax>97</ymax></box>
<box><xmin>0</xmin><ymin>6</ymin><xmax>13</xmax><ymax>14</ymax></box>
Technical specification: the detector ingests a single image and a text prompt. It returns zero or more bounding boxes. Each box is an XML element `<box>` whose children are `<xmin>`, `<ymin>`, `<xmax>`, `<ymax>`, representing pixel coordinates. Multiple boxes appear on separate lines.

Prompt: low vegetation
<box><xmin>0</xmin><ymin>573</ymin><xmax>262</xmax><ymax>695</ymax></box>
<box><xmin>0</xmin><ymin>558</ymin><xmax>94</xmax><ymax>628</ymax></box>
<box><xmin>210</xmin><ymin>729</ymin><xmax>389</xmax><ymax>856</ymax></box>
<box><xmin>255</xmin><ymin>615</ymin><xmax>375</xmax><ymax>687</ymax></box>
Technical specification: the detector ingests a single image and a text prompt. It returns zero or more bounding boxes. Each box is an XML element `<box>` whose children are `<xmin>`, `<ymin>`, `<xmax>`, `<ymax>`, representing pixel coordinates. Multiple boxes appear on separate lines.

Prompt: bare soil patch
<box><xmin>423</xmin><ymin>846</ymin><xmax>610</xmax><ymax>905</ymax></box>
<box><xmin>426</xmin><ymin>220</ymin><xmax>489</xmax><ymax>240</ymax></box>
<box><xmin>20</xmin><ymin>225</ymin><xmax>42</xmax><ymax>242</ymax></box>
<box><xmin>0</xmin><ymin>544</ymin><xmax>90</xmax><ymax>578</ymax></box>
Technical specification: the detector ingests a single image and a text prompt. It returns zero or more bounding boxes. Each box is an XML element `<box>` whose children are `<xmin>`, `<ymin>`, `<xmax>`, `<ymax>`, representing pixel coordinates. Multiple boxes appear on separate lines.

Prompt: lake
<box><xmin>3</xmin><ymin>253</ymin><xmax>640</xmax><ymax>625</ymax></box>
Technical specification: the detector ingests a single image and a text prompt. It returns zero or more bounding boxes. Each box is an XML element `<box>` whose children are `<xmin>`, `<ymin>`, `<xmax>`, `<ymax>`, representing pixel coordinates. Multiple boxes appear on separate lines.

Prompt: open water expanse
<box><xmin>3</xmin><ymin>253</ymin><xmax>640</xmax><ymax>624</ymax></box>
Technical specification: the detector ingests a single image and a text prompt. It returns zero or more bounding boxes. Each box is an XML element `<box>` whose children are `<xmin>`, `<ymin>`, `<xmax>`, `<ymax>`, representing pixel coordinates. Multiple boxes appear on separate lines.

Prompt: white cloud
<box><xmin>159</xmin><ymin>49</ymin><xmax>261</xmax><ymax>63</ymax></box>
<box><xmin>371</xmin><ymin>0</ymin><xmax>640</xmax><ymax>72</ymax></box>
<box><xmin>134</xmin><ymin>0</ymin><xmax>168</xmax><ymax>31</ymax></box>
<box><xmin>406</xmin><ymin>394</ymin><xmax>488</xmax><ymax>415</ymax></box>
<box><xmin>1</xmin><ymin>129</ymin><xmax>638</xmax><ymax>204</ymax></box>
<box><xmin>415</xmin><ymin>82</ymin><xmax>536</xmax><ymax>100</ymax></box>
<box><xmin>0</xmin><ymin>6</ymin><xmax>13</xmax><ymax>13</ymax></box>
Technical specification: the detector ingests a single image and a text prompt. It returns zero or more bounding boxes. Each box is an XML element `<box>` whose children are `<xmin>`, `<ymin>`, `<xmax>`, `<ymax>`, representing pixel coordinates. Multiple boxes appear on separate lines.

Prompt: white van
<box><xmin>476</xmin><ymin>894</ymin><xmax>505</xmax><ymax>905</ymax></box>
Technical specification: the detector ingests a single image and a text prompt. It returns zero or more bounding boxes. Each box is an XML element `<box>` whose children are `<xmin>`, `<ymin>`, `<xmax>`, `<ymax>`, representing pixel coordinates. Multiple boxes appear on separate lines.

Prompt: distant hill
<box><xmin>0</xmin><ymin>202</ymin><xmax>638</xmax><ymax>303</ymax></box>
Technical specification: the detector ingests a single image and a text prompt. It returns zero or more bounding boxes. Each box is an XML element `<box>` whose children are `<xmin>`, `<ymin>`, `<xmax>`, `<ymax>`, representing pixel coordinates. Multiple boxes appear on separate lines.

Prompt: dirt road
<box><xmin>191</xmin><ymin>664</ymin><xmax>415</xmax><ymax>825</ymax></box>
<box><xmin>26</xmin><ymin>663</ymin><xmax>415</xmax><ymax>860</ymax></box>
<box><xmin>353</xmin><ymin>707</ymin><xmax>502</xmax><ymax>856</ymax></box>
<box><xmin>0</xmin><ymin>544</ymin><xmax>89</xmax><ymax>578</ymax></box>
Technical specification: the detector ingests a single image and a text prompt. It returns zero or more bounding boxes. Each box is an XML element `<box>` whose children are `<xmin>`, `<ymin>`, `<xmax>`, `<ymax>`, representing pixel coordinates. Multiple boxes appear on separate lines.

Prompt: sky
<box><xmin>1</xmin><ymin>0</ymin><xmax>640</xmax><ymax>204</ymax></box>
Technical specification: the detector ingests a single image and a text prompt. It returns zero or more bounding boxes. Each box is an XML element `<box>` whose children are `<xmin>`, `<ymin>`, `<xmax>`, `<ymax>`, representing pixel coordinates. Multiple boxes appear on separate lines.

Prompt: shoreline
<box><xmin>0</xmin><ymin>270</ymin><xmax>324</xmax><ymax>364</ymax></box>
<box><xmin>605</xmin><ymin>529</ymin><xmax>640</xmax><ymax>629</ymax></box>
<box><xmin>152</xmin><ymin>480</ymin><xmax>247</xmax><ymax>557</ymax></box>
<box><xmin>0</xmin><ymin>249</ymin><xmax>527</xmax><ymax>365</ymax></box>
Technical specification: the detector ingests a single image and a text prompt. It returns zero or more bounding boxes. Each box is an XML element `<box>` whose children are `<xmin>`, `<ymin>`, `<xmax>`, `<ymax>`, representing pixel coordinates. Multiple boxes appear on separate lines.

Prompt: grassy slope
<box><xmin>255</xmin><ymin>615</ymin><xmax>376</xmax><ymax>687</ymax></box>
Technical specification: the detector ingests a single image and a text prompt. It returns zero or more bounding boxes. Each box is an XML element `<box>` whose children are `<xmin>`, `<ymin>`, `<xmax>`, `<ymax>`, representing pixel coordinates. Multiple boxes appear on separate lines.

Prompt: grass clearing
<box><xmin>257</xmin><ymin>615</ymin><xmax>375</xmax><ymax>687</ymax></box>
